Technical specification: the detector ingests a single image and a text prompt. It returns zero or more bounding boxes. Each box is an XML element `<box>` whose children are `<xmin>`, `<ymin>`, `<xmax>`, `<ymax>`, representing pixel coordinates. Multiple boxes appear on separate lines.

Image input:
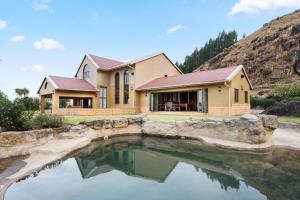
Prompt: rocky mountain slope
<box><xmin>194</xmin><ymin>10</ymin><xmax>300</xmax><ymax>90</ymax></box>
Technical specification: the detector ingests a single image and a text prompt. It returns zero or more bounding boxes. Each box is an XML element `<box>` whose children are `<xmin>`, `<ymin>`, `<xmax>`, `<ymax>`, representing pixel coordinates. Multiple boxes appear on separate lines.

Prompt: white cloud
<box><xmin>0</xmin><ymin>19</ymin><xmax>7</xmax><ymax>30</ymax></box>
<box><xmin>166</xmin><ymin>25</ymin><xmax>185</xmax><ymax>36</ymax></box>
<box><xmin>230</xmin><ymin>0</ymin><xmax>300</xmax><ymax>15</ymax></box>
<box><xmin>32</xmin><ymin>0</ymin><xmax>52</xmax><ymax>11</ymax></box>
<box><xmin>20</xmin><ymin>67</ymin><xmax>28</xmax><ymax>72</ymax></box>
<box><xmin>33</xmin><ymin>38</ymin><xmax>64</xmax><ymax>50</ymax></box>
<box><xmin>10</xmin><ymin>35</ymin><xmax>26</xmax><ymax>43</ymax></box>
<box><xmin>31</xmin><ymin>65</ymin><xmax>45</xmax><ymax>72</ymax></box>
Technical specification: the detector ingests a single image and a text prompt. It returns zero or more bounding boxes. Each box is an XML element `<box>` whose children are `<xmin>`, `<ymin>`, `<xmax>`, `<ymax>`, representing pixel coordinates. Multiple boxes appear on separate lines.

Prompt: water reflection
<box><xmin>75</xmin><ymin>136</ymin><xmax>300</xmax><ymax>200</ymax></box>
<box><xmin>5</xmin><ymin>136</ymin><xmax>300</xmax><ymax>200</ymax></box>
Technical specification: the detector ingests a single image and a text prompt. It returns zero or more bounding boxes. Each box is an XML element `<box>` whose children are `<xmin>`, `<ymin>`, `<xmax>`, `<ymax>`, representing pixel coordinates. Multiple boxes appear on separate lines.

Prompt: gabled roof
<box><xmin>88</xmin><ymin>54</ymin><xmax>124</xmax><ymax>70</ymax></box>
<box><xmin>75</xmin><ymin>52</ymin><xmax>183</xmax><ymax>76</ymax></box>
<box><xmin>108</xmin><ymin>52</ymin><xmax>183</xmax><ymax>74</ymax></box>
<box><xmin>136</xmin><ymin>65</ymin><xmax>253</xmax><ymax>91</ymax></box>
<box><xmin>37</xmin><ymin>76</ymin><xmax>97</xmax><ymax>94</ymax></box>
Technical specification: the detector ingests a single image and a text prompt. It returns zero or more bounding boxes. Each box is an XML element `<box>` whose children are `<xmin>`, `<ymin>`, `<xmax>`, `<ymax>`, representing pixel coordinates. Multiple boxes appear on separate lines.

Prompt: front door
<box><xmin>99</xmin><ymin>87</ymin><xmax>107</xmax><ymax>109</ymax></box>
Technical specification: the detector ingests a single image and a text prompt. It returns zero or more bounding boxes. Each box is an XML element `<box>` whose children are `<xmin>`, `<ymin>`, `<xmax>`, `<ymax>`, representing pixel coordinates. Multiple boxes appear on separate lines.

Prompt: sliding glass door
<box><xmin>99</xmin><ymin>87</ymin><xmax>107</xmax><ymax>109</ymax></box>
<box><xmin>150</xmin><ymin>93</ymin><xmax>158</xmax><ymax>111</ymax></box>
<box><xmin>198</xmin><ymin>89</ymin><xmax>208</xmax><ymax>113</ymax></box>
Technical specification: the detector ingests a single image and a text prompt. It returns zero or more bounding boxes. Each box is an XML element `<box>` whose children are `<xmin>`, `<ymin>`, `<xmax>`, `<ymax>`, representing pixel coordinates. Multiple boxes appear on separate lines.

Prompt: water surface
<box><xmin>5</xmin><ymin>136</ymin><xmax>300</xmax><ymax>200</ymax></box>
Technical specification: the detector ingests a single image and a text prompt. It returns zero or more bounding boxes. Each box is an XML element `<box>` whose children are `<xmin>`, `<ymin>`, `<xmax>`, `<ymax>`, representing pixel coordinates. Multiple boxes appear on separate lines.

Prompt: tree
<box><xmin>176</xmin><ymin>30</ymin><xmax>238</xmax><ymax>73</ymax></box>
<box><xmin>15</xmin><ymin>88</ymin><xmax>30</xmax><ymax>98</ymax></box>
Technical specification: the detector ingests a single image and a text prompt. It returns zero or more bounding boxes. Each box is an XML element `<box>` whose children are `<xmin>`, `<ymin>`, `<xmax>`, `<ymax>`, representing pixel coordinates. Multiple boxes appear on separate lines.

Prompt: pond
<box><xmin>4</xmin><ymin>136</ymin><xmax>300</xmax><ymax>200</ymax></box>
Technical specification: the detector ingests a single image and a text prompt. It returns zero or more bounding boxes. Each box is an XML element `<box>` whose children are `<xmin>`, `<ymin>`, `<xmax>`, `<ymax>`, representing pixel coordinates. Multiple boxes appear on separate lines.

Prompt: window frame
<box><xmin>115</xmin><ymin>72</ymin><xmax>120</xmax><ymax>104</ymax></box>
<box><xmin>123</xmin><ymin>70</ymin><xmax>129</xmax><ymax>104</ymax></box>
<box><xmin>99</xmin><ymin>87</ymin><xmax>107</xmax><ymax>109</ymax></box>
<box><xmin>234</xmin><ymin>88</ymin><xmax>239</xmax><ymax>103</ymax></box>
<box><xmin>244</xmin><ymin>91</ymin><xmax>248</xmax><ymax>103</ymax></box>
<box><xmin>83</xmin><ymin>64</ymin><xmax>90</xmax><ymax>80</ymax></box>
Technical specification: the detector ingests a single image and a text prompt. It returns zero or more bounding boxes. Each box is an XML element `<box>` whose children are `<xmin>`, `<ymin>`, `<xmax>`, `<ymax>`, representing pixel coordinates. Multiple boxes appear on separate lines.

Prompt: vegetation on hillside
<box><xmin>251</xmin><ymin>84</ymin><xmax>300</xmax><ymax>112</ymax></box>
<box><xmin>176</xmin><ymin>30</ymin><xmax>238</xmax><ymax>73</ymax></box>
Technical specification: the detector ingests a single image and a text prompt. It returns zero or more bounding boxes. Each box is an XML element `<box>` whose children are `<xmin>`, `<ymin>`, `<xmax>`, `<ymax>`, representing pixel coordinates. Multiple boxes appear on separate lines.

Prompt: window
<box><xmin>44</xmin><ymin>82</ymin><xmax>48</xmax><ymax>89</ymax></box>
<box><xmin>115</xmin><ymin>72</ymin><xmax>120</xmax><ymax>104</ymax></box>
<box><xmin>234</xmin><ymin>89</ymin><xmax>239</xmax><ymax>103</ymax></box>
<box><xmin>124</xmin><ymin>70</ymin><xmax>129</xmax><ymax>104</ymax></box>
<box><xmin>83</xmin><ymin>64</ymin><xmax>90</xmax><ymax>80</ymax></box>
<box><xmin>244</xmin><ymin>91</ymin><xmax>248</xmax><ymax>103</ymax></box>
<box><xmin>99</xmin><ymin>87</ymin><xmax>107</xmax><ymax>108</ymax></box>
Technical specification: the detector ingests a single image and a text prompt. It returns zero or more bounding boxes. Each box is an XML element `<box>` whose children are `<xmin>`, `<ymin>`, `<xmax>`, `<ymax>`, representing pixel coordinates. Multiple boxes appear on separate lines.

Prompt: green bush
<box><xmin>0</xmin><ymin>91</ymin><xmax>32</xmax><ymax>131</ymax></box>
<box><xmin>273</xmin><ymin>84</ymin><xmax>300</xmax><ymax>100</ymax></box>
<box><xmin>250</xmin><ymin>96</ymin><xmax>276</xmax><ymax>109</ymax></box>
<box><xmin>289</xmin><ymin>96</ymin><xmax>300</xmax><ymax>102</ymax></box>
<box><xmin>30</xmin><ymin>113</ymin><xmax>64</xmax><ymax>129</ymax></box>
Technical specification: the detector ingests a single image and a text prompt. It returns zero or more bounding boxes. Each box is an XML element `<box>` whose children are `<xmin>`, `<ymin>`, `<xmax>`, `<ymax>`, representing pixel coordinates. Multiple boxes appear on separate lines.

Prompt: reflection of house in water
<box><xmin>75</xmin><ymin>143</ymin><xmax>178</xmax><ymax>182</ymax></box>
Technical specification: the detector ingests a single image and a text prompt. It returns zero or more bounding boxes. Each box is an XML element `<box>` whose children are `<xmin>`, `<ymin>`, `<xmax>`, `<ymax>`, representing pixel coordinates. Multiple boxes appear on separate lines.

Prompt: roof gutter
<box><xmin>136</xmin><ymin>80</ymin><xmax>226</xmax><ymax>92</ymax></box>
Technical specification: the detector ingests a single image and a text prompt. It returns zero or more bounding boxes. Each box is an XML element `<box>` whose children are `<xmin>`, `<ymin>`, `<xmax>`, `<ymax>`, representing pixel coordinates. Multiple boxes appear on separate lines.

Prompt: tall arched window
<box><xmin>83</xmin><ymin>64</ymin><xmax>90</xmax><ymax>80</ymax></box>
<box><xmin>123</xmin><ymin>70</ymin><xmax>129</xmax><ymax>104</ymax></box>
<box><xmin>115</xmin><ymin>72</ymin><xmax>120</xmax><ymax>104</ymax></box>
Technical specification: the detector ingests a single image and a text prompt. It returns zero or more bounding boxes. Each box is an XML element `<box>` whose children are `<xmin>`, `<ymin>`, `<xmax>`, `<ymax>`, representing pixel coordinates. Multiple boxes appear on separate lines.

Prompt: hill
<box><xmin>194</xmin><ymin>10</ymin><xmax>300</xmax><ymax>90</ymax></box>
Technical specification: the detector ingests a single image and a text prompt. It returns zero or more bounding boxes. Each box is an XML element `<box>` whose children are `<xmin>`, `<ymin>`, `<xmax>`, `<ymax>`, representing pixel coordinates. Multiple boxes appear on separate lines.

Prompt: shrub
<box><xmin>250</xmin><ymin>96</ymin><xmax>276</xmax><ymax>109</ymax></box>
<box><xmin>30</xmin><ymin>113</ymin><xmax>64</xmax><ymax>129</ymax></box>
<box><xmin>273</xmin><ymin>84</ymin><xmax>300</xmax><ymax>100</ymax></box>
<box><xmin>0</xmin><ymin>91</ymin><xmax>32</xmax><ymax>131</ymax></box>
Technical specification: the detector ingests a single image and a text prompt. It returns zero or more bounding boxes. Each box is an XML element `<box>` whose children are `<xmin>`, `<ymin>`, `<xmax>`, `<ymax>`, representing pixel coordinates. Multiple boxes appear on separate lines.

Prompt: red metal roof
<box><xmin>136</xmin><ymin>66</ymin><xmax>240</xmax><ymax>91</ymax></box>
<box><xmin>89</xmin><ymin>54</ymin><xmax>123</xmax><ymax>70</ymax></box>
<box><xmin>48</xmin><ymin>76</ymin><xmax>97</xmax><ymax>92</ymax></box>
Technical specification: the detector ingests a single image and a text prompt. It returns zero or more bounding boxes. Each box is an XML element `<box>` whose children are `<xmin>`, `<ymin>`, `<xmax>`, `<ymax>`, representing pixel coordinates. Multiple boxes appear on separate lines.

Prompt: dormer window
<box><xmin>83</xmin><ymin>64</ymin><xmax>90</xmax><ymax>80</ymax></box>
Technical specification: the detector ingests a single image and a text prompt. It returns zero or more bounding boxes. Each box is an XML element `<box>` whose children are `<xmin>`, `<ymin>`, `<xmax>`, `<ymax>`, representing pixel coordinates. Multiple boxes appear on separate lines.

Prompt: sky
<box><xmin>1</xmin><ymin>0</ymin><xmax>300</xmax><ymax>99</ymax></box>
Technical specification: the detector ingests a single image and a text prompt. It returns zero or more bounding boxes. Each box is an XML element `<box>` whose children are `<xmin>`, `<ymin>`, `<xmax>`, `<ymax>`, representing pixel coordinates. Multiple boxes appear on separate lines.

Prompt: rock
<box><xmin>127</xmin><ymin>115</ymin><xmax>147</xmax><ymax>124</ymax></box>
<box><xmin>112</xmin><ymin>118</ymin><xmax>129</xmax><ymax>128</ymax></box>
<box><xmin>70</xmin><ymin>124</ymin><xmax>87</xmax><ymax>132</ymax></box>
<box><xmin>241</xmin><ymin>114</ymin><xmax>259</xmax><ymax>120</ymax></box>
<box><xmin>258</xmin><ymin>115</ymin><xmax>278</xmax><ymax>130</ymax></box>
<box><xmin>103</xmin><ymin>120</ymin><xmax>112</xmax><ymax>129</ymax></box>
<box><xmin>80</xmin><ymin>119</ymin><xmax>105</xmax><ymax>130</ymax></box>
<box><xmin>142</xmin><ymin>120</ymin><xmax>178</xmax><ymax>137</ymax></box>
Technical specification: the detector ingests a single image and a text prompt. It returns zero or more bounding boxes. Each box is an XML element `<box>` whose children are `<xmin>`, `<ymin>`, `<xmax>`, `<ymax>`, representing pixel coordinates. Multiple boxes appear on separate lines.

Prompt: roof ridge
<box><xmin>88</xmin><ymin>54</ymin><xmax>123</xmax><ymax>64</ymax></box>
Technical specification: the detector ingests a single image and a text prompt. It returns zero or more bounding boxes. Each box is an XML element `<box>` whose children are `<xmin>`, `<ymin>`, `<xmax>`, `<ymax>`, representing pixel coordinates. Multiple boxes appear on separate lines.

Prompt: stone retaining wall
<box><xmin>0</xmin><ymin>114</ymin><xmax>278</xmax><ymax>158</ymax></box>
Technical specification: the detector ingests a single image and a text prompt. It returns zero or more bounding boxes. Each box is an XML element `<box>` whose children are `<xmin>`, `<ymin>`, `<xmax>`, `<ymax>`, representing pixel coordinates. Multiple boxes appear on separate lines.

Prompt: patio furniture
<box><xmin>165</xmin><ymin>102</ymin><xmax>173</xmax><ymax>111</ymax></box>
<box><xmin>179</xmin><ymin>103</ymin><xmax>188</xmax><ymax>111</ymax></box>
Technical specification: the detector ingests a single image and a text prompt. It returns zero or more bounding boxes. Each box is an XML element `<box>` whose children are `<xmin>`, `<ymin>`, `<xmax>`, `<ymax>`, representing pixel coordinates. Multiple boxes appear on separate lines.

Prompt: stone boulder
<box><xmin>112</xmin><ymin>118</ymin><xmax>129</xmax><ymax>128</ymax></box>
<box><xmin>142</xmin><ymin>120</ymin><xmax>178</xmax><ymax>137</ymax></box>
<box><xmin>258</xmin><ymin>114</ymin><xmax>278</xmax><ymax>130</ymax></box>
<box><xmin>142</xmin><ymin>114</ymin><xmax>276</xmax><ymax>144</ymax></box>
<box><xmin>80</xmin><ymin>118</ymin><xmax>105</xmax><ymax>130</ymax></box>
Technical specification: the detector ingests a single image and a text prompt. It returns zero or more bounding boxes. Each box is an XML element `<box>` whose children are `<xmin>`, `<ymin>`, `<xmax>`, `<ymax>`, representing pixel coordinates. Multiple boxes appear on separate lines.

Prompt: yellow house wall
<box><xmin>229</xmin><ymin>70</ymin><xmax>251</xmax><ymax>115</ymax></box>
<box><xmin>76</xmin><ymin>56</ymin><xmax>99</xmax><ymax>87</ymax></box>
<box><xmin>230</xmin><ymin>70</ymin><xmax>251</xmax><ymax>105</ymax></box>
<box><xmin>134</xmin><ymin>54</ymin><xmax>182</xmax><ymax>88</ymax></box>
<box><xmin>39</xmin><ymin>79</ymin><xmax>56</xmax><ymax>95</ymax></box>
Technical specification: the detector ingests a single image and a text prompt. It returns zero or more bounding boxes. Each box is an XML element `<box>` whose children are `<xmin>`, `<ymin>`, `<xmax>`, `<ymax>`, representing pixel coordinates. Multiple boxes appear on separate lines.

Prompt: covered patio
<box><xmin>149</xmin><ymin>89</ymin><xmax>208</xmax><ymax>113</ymax></box>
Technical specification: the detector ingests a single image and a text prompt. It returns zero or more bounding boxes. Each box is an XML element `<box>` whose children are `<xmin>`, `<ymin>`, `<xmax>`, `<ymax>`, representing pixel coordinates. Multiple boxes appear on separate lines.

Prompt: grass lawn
<box><xmin>64</xmin><ymin>115</ymin><xmax>123</xmax><ymax>125</ymax></box>
<box><xmin>63</xmin><ymin>114</ymin><xmax>206</xmax><ymax>125</ymax></box>
<box><xmin>278</xmin><ymin>116</ymin><xmax>300</xmax><ymax>123</ymax></box>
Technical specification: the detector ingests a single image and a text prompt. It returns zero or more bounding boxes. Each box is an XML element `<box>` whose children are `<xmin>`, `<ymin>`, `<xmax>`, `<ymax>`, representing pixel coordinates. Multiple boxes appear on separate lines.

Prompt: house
<box><xmin>38</xmin><ymin>52</ymin><xmax>252</xmax><ymax>116</ymax></box>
